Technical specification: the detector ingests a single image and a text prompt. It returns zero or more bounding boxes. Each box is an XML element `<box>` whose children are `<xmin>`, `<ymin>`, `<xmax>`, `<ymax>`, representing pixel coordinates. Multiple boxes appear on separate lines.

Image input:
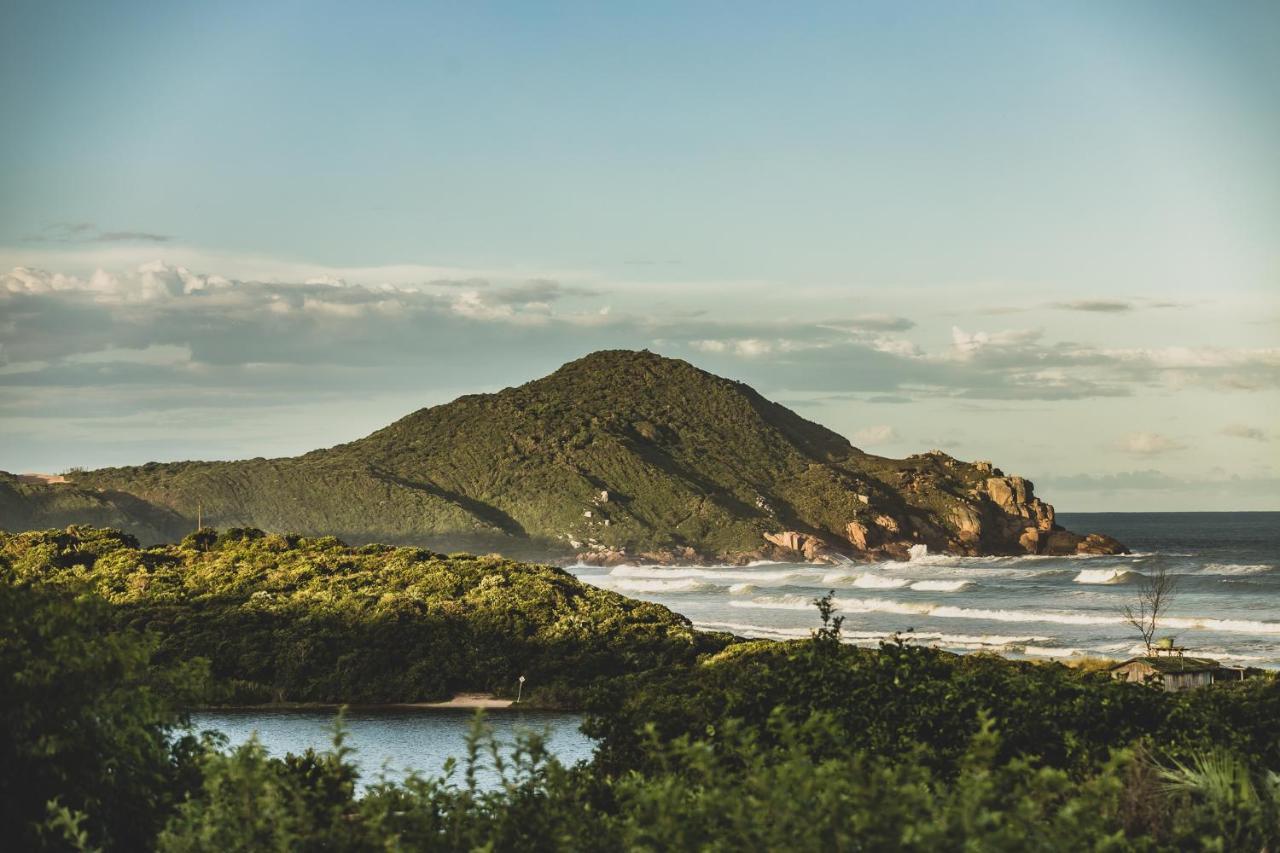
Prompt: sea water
<box><xmin>570</xmin><ymin>512</ymin><xmax>1280</xmax><ymax>667</ymax></box>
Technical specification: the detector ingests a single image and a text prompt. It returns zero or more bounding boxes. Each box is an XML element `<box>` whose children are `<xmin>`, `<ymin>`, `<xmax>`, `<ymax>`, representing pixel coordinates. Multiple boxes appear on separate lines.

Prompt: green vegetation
<box><xmin>0</xmin><ymin>581</ymin><xmax>206</xmax><ymax>851</ymax></box>
<box><xmin>1</xmin><ymin>350</ymin><xmax>1118</xmax><ymax>560</ymax></box>
<box><xmin>0</xmin><ymin>526</ymin><xmax>724</xmax><ymax>705</ymax></box>
<box><xmin>4</xmin><ymin>556</ymin><xmax>1278</xmax><ymax>850</ymax></box>
<box><xmin>4</xmin><ymin>527</ymin><xmax>1276</xmax><ymax>849</ymax></box>
<box><xmin>586</xmin><ymin>599</ymin><xmax>1280</xmax><ymax>779</ymax></box>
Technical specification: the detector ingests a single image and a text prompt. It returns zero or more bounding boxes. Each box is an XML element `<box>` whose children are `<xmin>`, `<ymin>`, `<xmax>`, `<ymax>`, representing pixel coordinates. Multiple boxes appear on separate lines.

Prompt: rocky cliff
<box><xmin>0</xmin><ymin>350</ymin><xmax>1125</xmax><ymax>563</ymax></box>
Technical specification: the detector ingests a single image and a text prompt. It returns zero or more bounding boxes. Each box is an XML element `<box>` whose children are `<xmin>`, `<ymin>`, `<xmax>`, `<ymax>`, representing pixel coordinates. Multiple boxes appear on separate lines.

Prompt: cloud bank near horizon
<box><xmin>1</xmin><ymin>258</ymin><xmax>1276</xmax><ymax>510</ymax></box>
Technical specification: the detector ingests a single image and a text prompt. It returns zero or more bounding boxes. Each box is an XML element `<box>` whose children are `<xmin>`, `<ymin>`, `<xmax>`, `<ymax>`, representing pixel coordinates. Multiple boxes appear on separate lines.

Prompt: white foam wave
<box><xmin>693</xmin><ymin>620</ymin><xmax>814</xmax><ymax>640</ymax></box>
<box><xmin>852</xmin><ymin>573</ymin><xmax>911</xmax><ymax>589</ymax></box>
<box><xmin>1020</xmin><ymin>645</ymin><xmax>1088</xmax><ymax>659</ymax></box>
<box><xmin>732</xmin><ymin>595</ymin><xmax>1280</xmax><ymax>635</ymax></box>
<box><xmin>695</xmin><ymin>620</ymin><xmax>1055</xmax><ymax>650</ymax></box>
<box><xmin>1073</xmin><ymin>569</ymin><xmax>1135</xmax><ymax>585</ymax></box>
<box><xmin>729</xmin><ymin>583</ymin><xmax>758</xmax><ymax>595</ymax></box>
<box><xmin>909</xmin><ymin>579</ymin><xmax>972</xmax><ymax>592</ymax></box>
<box><xmin>609</xmin><ymin>565</ymin><xmax>805</xmax><ymax>584</ymax></box>
<box><xmin>1200</xmin><ymin>563</ymin><xmax>1275</xmax><ymax>576</ymax></box>
<box><xmin>611</xmin><ymin>578</ymin><xmax>720</xmax><ymax>594</ymax></box>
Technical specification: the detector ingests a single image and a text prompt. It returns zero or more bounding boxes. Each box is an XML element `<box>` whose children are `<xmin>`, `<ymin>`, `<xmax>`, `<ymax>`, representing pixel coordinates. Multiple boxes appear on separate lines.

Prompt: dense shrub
<box><xmin>154</xmin><ymin>712</ymin><xmax>1280</xmax><ymax>852</ymax></box>
<box><xmin>585</xmin><ymin>598</ymin><xmax>1280</xmax><ymax>778</ymax></box>
<box><xmin>0</xmin><ymin>526</ymin><xmax>727</xmax><ymax>705</ymax></box>
<box><xmin>0</xmin><ymin>582</ymin><xmax>206</xmax><ymax>851</ymax></box>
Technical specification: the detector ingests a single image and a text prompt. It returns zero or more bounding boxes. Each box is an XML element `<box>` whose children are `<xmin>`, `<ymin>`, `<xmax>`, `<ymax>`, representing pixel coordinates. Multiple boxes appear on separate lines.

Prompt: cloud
<box><xmin>1115</xmin><ymin>432</ymin><xmax>1187</xmax><ymax>455</ymax></box>
<box><xmin>1039</xmin><ymin>470</ymin><xmax>1280</xmax><ymax>509</ymax></box>
<box><xmin>94</xmin><ymin>230</ymin><xmax>174</xmax><ymax>243</ymax></box>
<box><xmin>852</xmin><ymin>424</ymin><xmax>898</xmax><ymax>445</ymax></box>
<box><xmin>820</xmin><ymin>314</ymin><xmax>916</xmax><ymax>333</ymax></box>
<box><xmin>1221</xmin><ymin>423</ymin><xmax>1269</xmax><ymax>442</ymax></box>
<box><xmin>1051</xmin><ymin>299</ymin><xmax>1134</xmax><ymax>313</ymax></box>
<box><xmin>25</xmin><ymin>223</ymin><xmax>173</xmax><ymax>244</ymax></box>
<box><xmin>2</xmin><ymin>260</ymin><xmax>1277</xmax><ymax>445</ymax></box>
<box><xmin>981</xmin><ymin>298</ymin><xmax>1188</xmax><ymax>315</ymax></box>
<box><xmin>948</xmin><ymin>326</ymin><xmax>1044</xmax><ymax>360</ymax></box>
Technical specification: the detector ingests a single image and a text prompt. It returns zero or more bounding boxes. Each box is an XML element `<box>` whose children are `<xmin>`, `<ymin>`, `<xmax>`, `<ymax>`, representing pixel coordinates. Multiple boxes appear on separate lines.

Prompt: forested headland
<box><xmin>0</xmin><ymin>350</ymin><xmax>1126</xmax><ymax>563</ymax></box>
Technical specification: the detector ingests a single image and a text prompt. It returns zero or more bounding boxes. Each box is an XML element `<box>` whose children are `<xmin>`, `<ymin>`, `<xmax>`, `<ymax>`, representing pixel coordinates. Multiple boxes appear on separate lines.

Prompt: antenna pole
<box><xmin>197</xmin><ymin>502</ymin><xmax>202</xmax><ymax>531</ymax></box>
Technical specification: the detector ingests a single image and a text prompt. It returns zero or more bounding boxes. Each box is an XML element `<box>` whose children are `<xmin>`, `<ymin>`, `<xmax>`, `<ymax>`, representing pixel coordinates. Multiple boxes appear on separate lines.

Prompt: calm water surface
<box><xmin>190</xmin><ymin>708</ymin><xmax>593</xmax><ymax>789</ymax></box>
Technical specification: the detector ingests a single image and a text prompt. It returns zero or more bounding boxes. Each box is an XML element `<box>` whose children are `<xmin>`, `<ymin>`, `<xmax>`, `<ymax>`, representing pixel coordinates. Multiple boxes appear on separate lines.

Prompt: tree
<box><xmin>0</xmin><ymin>582</ymin><xmax>206</xmax><ymax>850</ymax></box>
<box><xmin>1120</xmin><ymin>565</ymin><xmax>1179</xmax><ymax>655</ymax></box>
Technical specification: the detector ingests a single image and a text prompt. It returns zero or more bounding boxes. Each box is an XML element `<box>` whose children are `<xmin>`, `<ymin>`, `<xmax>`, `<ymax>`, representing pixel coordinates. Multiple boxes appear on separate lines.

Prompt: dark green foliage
<box><xmin>1</xmin><ymin>526</ymin><xmax>727</xmax><ymax>704</ymax></box>
<box><xmin>0</xmin><ymin>579</ymin><xmax>206</xmax><ymax>851</ymax></box>
<box><xmin>155</xmin><ymin>711</ymin><xmax>1280</xmax><ymax>851</ymax></box>
<box><xmin>1</xmin><ymin>350</ymin><xmax>1087</xmax><ymax>559</ymax></box>
<box><xmin>585</xmin><ymin>630</ymin><xmax>1280</xmax><ymax>780</ymax></box>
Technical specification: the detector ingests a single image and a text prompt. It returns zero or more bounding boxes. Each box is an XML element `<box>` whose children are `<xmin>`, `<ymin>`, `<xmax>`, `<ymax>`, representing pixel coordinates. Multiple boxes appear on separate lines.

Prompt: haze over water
<box><xmin>571</xmin><ymin>513</ymin><xmax>1280</xmax><ymax>668</ymax></box>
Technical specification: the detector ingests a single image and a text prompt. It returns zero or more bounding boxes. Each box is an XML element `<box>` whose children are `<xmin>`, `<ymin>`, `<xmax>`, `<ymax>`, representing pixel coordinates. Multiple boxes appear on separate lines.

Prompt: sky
<box><xmin>1</xmin><ymin>0</ymin><xmax>1277</xmax><ymax>510</ymax></box>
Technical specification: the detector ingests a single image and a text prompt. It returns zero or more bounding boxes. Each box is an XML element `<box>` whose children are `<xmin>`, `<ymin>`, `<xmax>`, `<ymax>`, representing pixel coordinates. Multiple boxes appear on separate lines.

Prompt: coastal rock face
<box><xmin>0</xmin><ymin>350</ymin><xmax>1127</xmax><ymax>561</ymax></box>
<box><xmin>845</xmin><ymin>521</ymin><xmax>870</xmax><ymax>550</ymax></box>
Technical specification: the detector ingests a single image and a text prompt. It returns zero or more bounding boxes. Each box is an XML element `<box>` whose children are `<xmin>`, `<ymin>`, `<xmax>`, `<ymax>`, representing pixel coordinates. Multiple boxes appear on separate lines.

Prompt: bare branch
<box><xmin>1117</xmin><ymin>566</ymin><xmax>1178</xmax><ymax>655</ymax></box>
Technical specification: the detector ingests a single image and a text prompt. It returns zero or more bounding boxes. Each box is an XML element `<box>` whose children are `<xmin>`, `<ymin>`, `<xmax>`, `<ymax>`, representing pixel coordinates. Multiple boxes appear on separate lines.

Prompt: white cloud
<box><xmin>733</xmin><ymin>339</ymin><xmax>773</xmax><ymax>357</ymax></box>
<box><xmin>66</xmin><ymin>345</ymin><xmax>193</xmax><ymax>366</ymax></box>
<box><xmin>1115</xmin><ymin>432</ymin><xmax>1187</xmax><ymax>455</ymax></box>
<box><xmin>852</xmin><ymin>424</ymin><xmax>898</xmax><ymax>445</ymax></box>
<box><xmin>1051</xmin><ymin>299</ymin><xmax>1134</xmax><ymax>313</ymax></box>
<box><xmin>1221</xmin><ymin>423</ymin><xmax>1269</xmax><ymax>442</ymax></box>
<box><xmin>948</xmin><ymin>326</ymin><xmax>1043</xmax><ymax>360</ymax></box>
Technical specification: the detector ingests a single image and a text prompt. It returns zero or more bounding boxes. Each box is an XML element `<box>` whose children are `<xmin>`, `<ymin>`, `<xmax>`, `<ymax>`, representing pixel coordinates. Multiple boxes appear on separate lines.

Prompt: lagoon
<box><xmin>190</xmin><ymin>708</ymin><xmax>594</xmax><ymax>790</ymax></box>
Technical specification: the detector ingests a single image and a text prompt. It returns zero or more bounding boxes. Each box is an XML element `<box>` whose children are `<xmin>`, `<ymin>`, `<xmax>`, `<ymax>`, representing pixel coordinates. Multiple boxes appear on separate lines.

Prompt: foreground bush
<box><xmin>154</xmin><ymin>712</ymin><xmax>1280</xmax><ymax>852</ymax></box>
<box><xmin>0</xmin><ymin>582</ymin><xmax>205</xmax><ymax>851</ymax></box>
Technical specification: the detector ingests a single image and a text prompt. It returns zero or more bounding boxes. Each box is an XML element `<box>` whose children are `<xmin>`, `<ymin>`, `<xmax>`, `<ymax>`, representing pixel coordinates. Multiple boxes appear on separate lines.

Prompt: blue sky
<box><xmin>1</xmin><ymin>1</ymin><xmax>1277</xmax><ymax>509</ymax></box>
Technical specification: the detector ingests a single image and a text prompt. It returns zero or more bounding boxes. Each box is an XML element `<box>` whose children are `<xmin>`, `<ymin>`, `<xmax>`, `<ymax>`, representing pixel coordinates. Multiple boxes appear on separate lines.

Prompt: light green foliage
<box><xmin>1156</xmin><ymin>749</ymin><xmax>1280</xmax><ymax>847</ymax></box>
<box><xmin>1</xmin><ymin>525</ymin><xmax>727</xmax><ymax>704</ymax></box>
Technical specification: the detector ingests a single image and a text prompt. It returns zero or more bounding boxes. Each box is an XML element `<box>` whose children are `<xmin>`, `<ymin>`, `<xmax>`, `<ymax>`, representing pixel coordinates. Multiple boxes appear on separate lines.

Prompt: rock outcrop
<box><xmin>760</xmin><ymin>456</ymin><xmax>1127</xmax><ymax>562</ymax></box>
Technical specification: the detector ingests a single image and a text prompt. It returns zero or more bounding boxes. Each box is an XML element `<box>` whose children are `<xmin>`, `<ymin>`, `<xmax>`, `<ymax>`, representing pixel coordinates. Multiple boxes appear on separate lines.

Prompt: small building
<box><xmin>1110</xmin><ymin>656</ymin><xmax>1220</xmax><ymax>692</ymax></box>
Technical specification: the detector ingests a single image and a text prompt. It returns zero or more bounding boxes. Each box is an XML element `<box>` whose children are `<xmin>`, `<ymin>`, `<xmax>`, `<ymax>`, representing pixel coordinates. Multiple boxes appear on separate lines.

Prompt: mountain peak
<box><xmin>6</xmin><ymin>353</ymin><xmax>1126</xmax><ymax>562</ymax></box>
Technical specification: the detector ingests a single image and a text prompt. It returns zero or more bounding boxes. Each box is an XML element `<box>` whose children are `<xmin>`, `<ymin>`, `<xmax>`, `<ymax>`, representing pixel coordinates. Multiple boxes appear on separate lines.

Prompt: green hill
<box><xmin>0</xmin><ymin>350</ymin><xmax>1124</xmax><ymax>561</ymax></box>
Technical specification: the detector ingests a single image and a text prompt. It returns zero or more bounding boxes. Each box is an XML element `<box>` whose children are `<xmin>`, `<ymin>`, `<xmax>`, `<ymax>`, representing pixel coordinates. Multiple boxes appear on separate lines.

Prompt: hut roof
<box><xmin>1112</xmin><ymin>656</ymin><xmax>1220</xmax><ymax>674</ymax></box>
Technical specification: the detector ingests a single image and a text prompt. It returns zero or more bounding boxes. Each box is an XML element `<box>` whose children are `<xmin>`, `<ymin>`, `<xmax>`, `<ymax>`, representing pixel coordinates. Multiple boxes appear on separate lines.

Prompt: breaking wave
<box><xmin>608</xmin><ymin>565</ymin><xmax>805</xmax><ymax>585</ymax></box>
<box><xmin>1073</xmin><ymin>569</ymin><xmax>1137</xmax><ymax>585</ymax></box>
<box><xmin>1200</xmin><ymin>563</ymin><xmax>1275</xmax><ymax>576</ymax></box>
<box><xmin>909</xmin><ymin>579</ymin><xmax>972</xmax><ymax>592</ymax></box>
<box><xmin>731</xmin><ymin>594</ymin><xmax>1280</xmax><ymax>635</ymax></box>
<box><xmin>610</xmin><ymin>578</ymin><xmax>721</xmax><ymax>594</ymax></box>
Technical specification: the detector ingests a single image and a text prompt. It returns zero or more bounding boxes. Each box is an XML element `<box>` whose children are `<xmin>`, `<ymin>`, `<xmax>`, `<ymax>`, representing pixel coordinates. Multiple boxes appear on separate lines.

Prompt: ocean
<box><xmin>569</xmin><ymin>512</ymin><xmax>1280</xmax><ymax>668</ymax></box>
